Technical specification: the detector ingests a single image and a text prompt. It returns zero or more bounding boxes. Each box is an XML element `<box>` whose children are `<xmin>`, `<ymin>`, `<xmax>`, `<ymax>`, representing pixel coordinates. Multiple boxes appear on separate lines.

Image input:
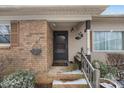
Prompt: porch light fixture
<box><xmin>52</xmin><ymin>23</ymin><xmax>56</xmax><ymax>27</ymax></box>
<box><xmin>110</xmin><ymin>29</ymin><xmax>113</xmax><ymax>32</ymax></box>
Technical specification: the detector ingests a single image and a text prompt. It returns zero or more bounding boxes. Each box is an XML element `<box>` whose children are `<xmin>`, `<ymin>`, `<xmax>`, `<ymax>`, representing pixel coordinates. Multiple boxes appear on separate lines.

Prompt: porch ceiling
<box><xmin>0</xmin><ymin>5</ymin><xmax>107</xmax><ymax>21</ymax></box>
<box><xmin>49</xmin><ymin>22</ymin><xmax>84</xmax><ymax>31</ymax></box>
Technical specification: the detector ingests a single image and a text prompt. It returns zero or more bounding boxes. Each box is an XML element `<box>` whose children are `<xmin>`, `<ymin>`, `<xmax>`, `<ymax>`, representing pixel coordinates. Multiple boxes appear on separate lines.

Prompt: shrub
<box><xmin>92</xmin><ymin>60</ymin><xmax>109</xmax><ymax>78</ymax></box>
<box><xmin>109</xmin><ymin>66</ymin><xmax>118</xmax><ymax>77</ymax></box>
<box><xmin>0</xmin><ymin>70</ymin><xmax>35</xmax><ymax>88</ymax></box>
<box><xmin>99</xmin><ymin>62</ymin><xmax>109</xmax><ymax>78</ymax></box>
<box><xmin>107</xmin><ymin>53</ymin><xmax>124</xmax><ymax>67</ymax></box>
<box><xmin>92</xmin><ymin>60</ymin><xmax>118</xmax><ymax>78</ymax></box>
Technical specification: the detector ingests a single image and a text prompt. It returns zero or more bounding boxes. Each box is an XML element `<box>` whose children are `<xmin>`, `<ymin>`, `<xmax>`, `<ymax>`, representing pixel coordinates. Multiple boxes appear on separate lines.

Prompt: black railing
<box><xmin>79</xmin><ymin>48</ymin><xmax>100</xmax><ymax>88</ymax></box>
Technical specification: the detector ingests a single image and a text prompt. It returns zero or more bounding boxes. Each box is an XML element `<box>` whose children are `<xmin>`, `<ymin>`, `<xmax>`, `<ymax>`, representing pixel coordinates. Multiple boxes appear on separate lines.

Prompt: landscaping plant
<box><xmin>0</xmin><ymin>70</ymin><xmax>35</xmax><ymax>88</ymax></box>
<box><xmin>92</xmin><ymin>60</ymin><xmax>118</xmax><ymax>79</ymax></box>
<box><xmin>107</xmin><ymin>53</ymin><xmax>124</xmax><ymax>68</ymax></box>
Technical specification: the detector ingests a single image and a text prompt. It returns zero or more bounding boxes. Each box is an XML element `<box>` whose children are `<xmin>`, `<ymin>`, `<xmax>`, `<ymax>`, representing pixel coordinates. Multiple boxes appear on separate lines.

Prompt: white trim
<box><xmin>93</xmin><ymin>50</ymin><xmax>124</xmax><ymax>53</ymax></box>
<box><xmin>0</xmin><ymin>15</ymin><xmax>92</xmax><ymax>22</ymax></box>
<box><xmin>0</xmin><ymin>44</ymin><xmax>10</xmax><ymax>48</ymax></box>
<box><xmin>0</xmin><ymin>20</ymin><xmax>10</xmax><ymax>25</ymax></box>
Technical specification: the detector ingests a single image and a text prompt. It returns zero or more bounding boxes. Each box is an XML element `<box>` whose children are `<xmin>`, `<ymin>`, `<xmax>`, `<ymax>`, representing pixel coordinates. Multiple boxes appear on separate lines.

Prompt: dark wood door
<box><xmin>53</xmin><ymin>31</ymin><xmax>68</xmax><ymax>61</ymax></box>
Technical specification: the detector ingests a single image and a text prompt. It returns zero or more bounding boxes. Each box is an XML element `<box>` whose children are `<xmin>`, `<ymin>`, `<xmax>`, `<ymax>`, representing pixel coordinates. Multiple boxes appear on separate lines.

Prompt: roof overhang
<box><xmin>93</xmin><ymin>15</ymin><xmax>124</xmax><ymax>22</ymax></box>
<box><xmin>0</xmin><ymin>5</ymin><xmax>108</xmax><ymax>21</ymax></box>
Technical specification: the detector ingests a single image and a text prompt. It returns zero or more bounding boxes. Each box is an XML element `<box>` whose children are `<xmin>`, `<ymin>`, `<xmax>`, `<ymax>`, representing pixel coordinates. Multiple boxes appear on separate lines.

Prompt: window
<box><xmin>93</xmin><ymin>31</ymin><xmax>124</xmax><ymax>51</ymax></box>
<box><xmin>0</xmin><ymin>25</ymin><xmax>10</xmax><ymax>45</ymax></box>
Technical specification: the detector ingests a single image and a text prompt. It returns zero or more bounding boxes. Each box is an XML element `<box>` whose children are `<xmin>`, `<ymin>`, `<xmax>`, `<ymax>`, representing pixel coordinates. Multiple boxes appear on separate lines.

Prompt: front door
<box><xmin>53</xmin><ymin>31</ymin><xmax>68</xmax><ymax>65</ymax></box>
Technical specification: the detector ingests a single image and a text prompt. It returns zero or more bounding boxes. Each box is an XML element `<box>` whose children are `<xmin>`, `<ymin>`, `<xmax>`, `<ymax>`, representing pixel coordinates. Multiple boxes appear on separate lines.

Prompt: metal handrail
<box><xmin>80</xmin><ymin>52</ymin><xmax>95</xmax><ymax>71</ymax></box>
<box><xmin>80</xmin><ymin>48</ymin><xmax>100</xmax><ymax>88</ymax></box>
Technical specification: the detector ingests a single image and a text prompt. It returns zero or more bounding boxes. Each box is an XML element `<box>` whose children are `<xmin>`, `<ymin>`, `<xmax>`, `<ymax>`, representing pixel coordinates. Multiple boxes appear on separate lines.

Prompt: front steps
<box><xmin>52</xmin><ymin>79</ymin><xmax>89</xmax><ymax>88</ymax></box>
<box><xmin>49</xmin><ymin>65</ymin><xmax>89</xmax><ymax>88</ymax></box>
<box><xmin>48</xmin><ymin>66</ymin><xmax>83</xmax><ymax>80</ymax></box>
<box><xmin>48</xmin><ymin>69</ymin><xmax>85</xmax><ymax>80</ymax></box>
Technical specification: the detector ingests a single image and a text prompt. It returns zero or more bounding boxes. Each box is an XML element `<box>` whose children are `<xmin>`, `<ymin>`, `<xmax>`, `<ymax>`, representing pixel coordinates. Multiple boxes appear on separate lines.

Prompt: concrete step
<box><xmin>52</xmin><ymin>63</ymin><xmax>79</xmax><ymax>71</ymax></box>
<box><xmin>53</xmin><ymin>60</ymin><xmax>68</xmax><ymax>66</ymax></box>
<box><xmin>59</xmin><ymin>70</ymin><xmax>85</xmax><ymax>80</ymax></box>
<box><xmin>36</xmin><ymin>66</ymin><xmax>85</xmax><ymax>84</ymax></box>
<box><xmin>48</xmin><ymin>68</ymin><xmax>85</xmax><ymax>80</ymax></box>
<box><xmin>52</xmin><ymin>78</ymin><xmax>89</xmax><ymax>88</ymax></box>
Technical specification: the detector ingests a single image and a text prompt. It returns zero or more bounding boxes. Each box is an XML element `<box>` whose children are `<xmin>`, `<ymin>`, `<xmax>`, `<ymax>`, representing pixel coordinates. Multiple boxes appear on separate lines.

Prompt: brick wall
<box><xmin>46</xmin><ymin>22</ymin><xmax>53</xmax><ymax>68</ymax></box>
<box><xmin>0</xmin><ymin>20</ymin><xmax>53</xmax><ymax>78</ymax></box>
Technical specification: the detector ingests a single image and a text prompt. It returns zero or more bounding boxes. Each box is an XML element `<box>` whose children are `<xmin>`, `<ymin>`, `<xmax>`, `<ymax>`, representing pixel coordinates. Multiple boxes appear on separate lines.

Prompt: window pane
<box><xmin>122</xmin><ymin>32</ymin><xmax>124</xmax><ymax>50</ymax></box>
<box><xmin>0</xmin><ymin>35</ymin><xmax>10</xmax><ymax>43</ymax></box>
<box><xmin>94</xmin><ymin>31</ymin><xmax>123</xmax><ymax>50</ymax></box>
<box><xmin>0</xmin><ymin>25</ymin><xmax>10</xmax><ymax>43</ymax></box>
<box><xmin>94</xmin><ymin>32</ymin><xmax>105</xmax><ymax>50</ymax></box>
<box><xmin>105</xmin><ymin>32</ymin><xmax>122</xmax><ymax>50</ymax></box>
<box><xmin>0</xmin><ymin>25</ymin><xmax>10</xmax><ymax>34</ymax></box>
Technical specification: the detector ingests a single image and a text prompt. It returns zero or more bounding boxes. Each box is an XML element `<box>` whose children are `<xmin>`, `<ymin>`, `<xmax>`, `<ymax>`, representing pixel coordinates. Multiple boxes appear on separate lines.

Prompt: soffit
<box><xmin>0</xmin><ymin>5</ymin><xmax>108</xmax><ymax>16</ymax></box>
<box><xmin>92</xmin><ymin>16</ymin><xmax>124</xmax><ymax>22</ymax></box>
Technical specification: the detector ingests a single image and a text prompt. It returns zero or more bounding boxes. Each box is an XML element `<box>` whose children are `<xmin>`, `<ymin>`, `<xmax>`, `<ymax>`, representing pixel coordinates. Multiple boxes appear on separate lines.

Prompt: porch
<box><xmin>0</xmin><ymin>5</ymin><xmax>111</xmax><ymax>88</ymax></box>
<box><xmin>34</xmin><ymin>47</ymin><xmax>100</xmax><ymax>88</ymax></box>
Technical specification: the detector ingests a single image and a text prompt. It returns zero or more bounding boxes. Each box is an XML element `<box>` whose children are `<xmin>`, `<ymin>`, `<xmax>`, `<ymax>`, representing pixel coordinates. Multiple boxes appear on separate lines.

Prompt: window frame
<box><xmin>0</xmin><ymin>23</ymin><xmax>11</xmax><ymax>48</ymax></box>
<box><xmin>92</xmin><ymin>31</ymin><xmax>124</xmax><ymax>53</ymax></box>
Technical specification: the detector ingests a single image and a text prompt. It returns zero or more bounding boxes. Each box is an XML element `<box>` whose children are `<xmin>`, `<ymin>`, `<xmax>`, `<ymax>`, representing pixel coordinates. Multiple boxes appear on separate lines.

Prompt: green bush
<box><xmin>0</xmin><ymin>70</ymin><xmax>35</xmax><ymax>88</ymax></box>
<box><xmin>92</xmin><ymin>60</ymin><xmax>118</xmax><ymax>78</ymax></box>
<box><xmin>92</xmin><ymin>60</ymin><xmax>109</xmax><ymax>78</ymax></box>
<box><xmin>105</xmin><ymin>66</ymin><xmax>118</xmax><ymax>79</ymax></box>
<box><xmin>99</xmin><ymin>62</ymin><xmax>109</xmax><ymax>78</ymax></box>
